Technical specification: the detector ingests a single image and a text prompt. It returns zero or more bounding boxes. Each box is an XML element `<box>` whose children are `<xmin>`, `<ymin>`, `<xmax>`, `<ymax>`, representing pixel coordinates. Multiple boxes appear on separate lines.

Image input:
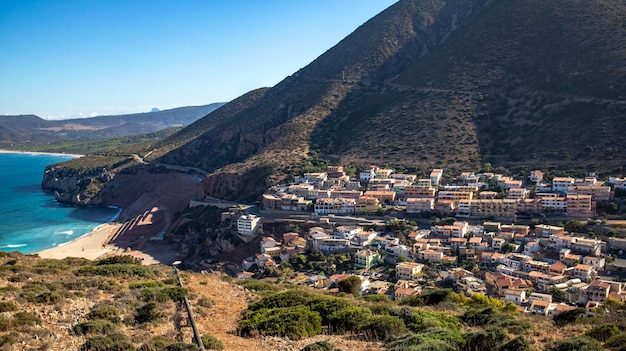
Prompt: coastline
<box><xmin>0</xmin><ymin>149</ymin><xmax>84</xmax><ymax>158</ymax></box>
<box><xmin>36</xmin><ymin>222</ymin><xmax>122</xmax><ymax>260</ymax></box>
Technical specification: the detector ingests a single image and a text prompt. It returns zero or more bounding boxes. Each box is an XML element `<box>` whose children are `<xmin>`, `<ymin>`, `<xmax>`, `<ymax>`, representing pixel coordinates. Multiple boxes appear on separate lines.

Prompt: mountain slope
<box><xmin>0</xmin><ymin>103</ymin><xmax>224</xmax><ymax>146</ymax></box>
<box><xmin>47</xmin><ymin>0</ymin><xmax>626</xmax><ymax>206</ymax></box>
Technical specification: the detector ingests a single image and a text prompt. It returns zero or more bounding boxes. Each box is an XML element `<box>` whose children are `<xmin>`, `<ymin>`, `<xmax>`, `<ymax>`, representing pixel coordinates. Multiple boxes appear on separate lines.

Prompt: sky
<box><xmin>0</xmin><ymin>0</ymin><xmax>397</xmax><ymax>119</ymax></box>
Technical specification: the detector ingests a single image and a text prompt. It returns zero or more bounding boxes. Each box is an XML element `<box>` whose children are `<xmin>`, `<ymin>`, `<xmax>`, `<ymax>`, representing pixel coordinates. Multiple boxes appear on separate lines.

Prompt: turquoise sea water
<box><xmin>0</xmin><ymin>152</ymin><xmax>120</xmax><ymax>254</ymax></box>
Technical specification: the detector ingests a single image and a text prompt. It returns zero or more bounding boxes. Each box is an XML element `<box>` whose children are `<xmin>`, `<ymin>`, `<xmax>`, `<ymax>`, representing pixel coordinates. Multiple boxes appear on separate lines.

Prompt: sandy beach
<box><xmin>36</xmin><ymin>223</ymin><xmax>122</xmax><ymax>260</ymax></box>
<box><xmin>0</xmin><ymin>149</ymin><xmax>84</xmax><ymax>158</ymax></box>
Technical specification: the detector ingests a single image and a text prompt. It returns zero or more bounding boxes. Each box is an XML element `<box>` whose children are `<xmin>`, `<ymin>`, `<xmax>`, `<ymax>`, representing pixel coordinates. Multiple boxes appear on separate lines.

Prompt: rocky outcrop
<box><xmin>41</xmin><ymin>166</ymin><xmax>115</xmax><ymax>206</ymax></box>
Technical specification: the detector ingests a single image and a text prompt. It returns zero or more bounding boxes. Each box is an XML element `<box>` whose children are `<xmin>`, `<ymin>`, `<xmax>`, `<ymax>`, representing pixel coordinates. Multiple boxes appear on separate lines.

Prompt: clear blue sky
<box><xmin>0</xmin><ymin>0</ymin><xmax>397</xmax><ymax>119</ymax></box>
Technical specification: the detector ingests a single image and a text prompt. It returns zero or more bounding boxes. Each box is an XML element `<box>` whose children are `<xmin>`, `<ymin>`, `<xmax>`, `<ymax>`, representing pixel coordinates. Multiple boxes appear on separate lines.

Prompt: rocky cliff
<box><xmin>42</xmin><ymin>165</ymin><xmax>115</xmax><ymax>206</ymax></box>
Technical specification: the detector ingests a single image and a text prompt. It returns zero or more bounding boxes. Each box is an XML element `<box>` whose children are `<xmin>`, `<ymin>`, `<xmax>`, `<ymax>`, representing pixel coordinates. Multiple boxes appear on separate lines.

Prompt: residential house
<box><xmin>406</xmin><ymin>198</ymin><xmax>435</xmax><ymax>213</ymax></box>
<box><xmin>354</xmin><ymin>250</ymin><xmax>380</xmax><ymax>269</ymax></box>
<box><xmin>430</xmin><ymin>169</ymin><xmax>444</xmax><ymax>185</ymax></box>
<box><xmin>570</xmin><ymin>264</ymin><xmax>596</xmax><ymax>282</ymax></box>
<box><xmin>553</xmin><ymin>177</ymin><xmax>575</xmax><ymax>193</ymax></box>
<box><xmin>504</xmin><ymin>289</ymin><xmax>527</xmax><ymax>305</ymax></box>
<box><xmin>363</xmin><ymin>190</ymin><xmax>396</xmax><ymax>204</ymax></box>
<box><xmin>355</xmin><ymin>197</ymin><xmax>381</xmax><ymax>213</ymax></box>
<box><xmin>529</xmin><ymin>170</ymin><xmax>544</xmax><ymax>183</ymax></box>
<box><xmin>583</xmin><ymin>256</ymin><xmax>606</xmax><ymax>271</ymax></box>
<box><xmin>396</xmin><ymin>262</ymin><xmax>425</xmax><ymax>280</ymax></box>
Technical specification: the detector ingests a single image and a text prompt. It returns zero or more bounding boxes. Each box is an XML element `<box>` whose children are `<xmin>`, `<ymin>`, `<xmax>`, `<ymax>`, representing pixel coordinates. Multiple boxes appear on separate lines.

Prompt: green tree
<box><xmin>565</xmin><ymin>220</ymin><xmax>585</xmax><ymax>233</ymax></box>
<box><xmin>337</xmin><ymin>276</ymin><xmax>362</xmax><ymax>295</ymax></box>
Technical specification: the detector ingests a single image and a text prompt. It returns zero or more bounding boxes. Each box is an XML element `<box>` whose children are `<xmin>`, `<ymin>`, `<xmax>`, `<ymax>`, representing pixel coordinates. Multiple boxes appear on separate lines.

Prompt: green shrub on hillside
<box><xmin>499</xmin><ymin>336</ymin><xmax>531</xmax><ymax>351</ymax></box>
<box><xmin>308</xmin><ymin>295</ymin><xmax>353</xmax><ymax>324</ymax></box>
<box><xmin>81</xmin><ymin>333</ymin><xmax>134</xmax><ymax>351</ymax></box>
<box><xmin>465</xmin><ymin>327</ymin><xmax>508</xmax><ymax>350</ymax></box>
<box><xmin>248</xmin><ymin>290</ymin><xmax>313</xmax><ymax>310</ymax></box>
<box><xmin>0</xmin><ymin>301</ymin><xmax>17</xmax><ymax>312</ymax></box>
<box><xmin>585</xmin><ymin>323</ymin><xmax>622</xmax><ymax>342</ymax></box>
<box><xmin>360</xmin><ymin>314</ymin><xmax>406</xmax><ymax>340</ymax></box>
<box><xmin>73</xmin><ymin>320</ymin><xmax>117</xmax><ymax>335</ymax></box>
<box><xmin>86</xmin><ymin>304</ymin><xmax>121</xmax><ymax>323</ymax></box>
<box><xmin>386</xmin><ymin>328</ymin><xmax>466</xmax><ymax>351</ymax></box>
<box><xmin>201</xmin><ymin>334</ymin><xmax>224</xmax><ymax>350</ymax></box>
<box><xmin>392</xmin><ymin>307</ymin><xmax>462</xmax><ymax>333</ymax></box>
<box><xmin>238</xmin><ymin>306</ymin><xmax>322</xmax><ymax>340</ymax></box>
<box><xmin>399</xmin><ymin>288</ymin><xmax>460</xmax><ymax>307</ymax></box>
<box><xmin>328</xmin><ymin>306</ymin><xmax>372</xmax><ymax>332</ymax></box>
<box><xmin>163</xmin><ymin>343</ymin><xmax>199</xmax><ymax>351</ymax></box>
<box><xmin>547</xmin><ymin>336</ymin><xmax>604</xmax><ymax>351</ymax></box>
<box><xmin>96</xmin><ymin>255</ymin><xmax>142</xmax><ymax>266</ymax></box>
<box><xmin>301</xmin><ymin>341</ymin><xmax>340</xmax><ymax>351</ymax></box>
<box><xmin>129</xmin><ymin>281</ymin><xmax>165</xmax><ymax>289</ymax></box>
<box><xmin>0</xmin><ymin>333</ymin><xmax>17</xmax><ymax>347</ymax></box>
<box><xmin>76</xmin><ymin>264</ymin><xmax>157</xmax><ymax>278</ymax></box>
<box><xmin>141</xmin><ymin>287</ymin><xmax>188</xmax><ymax>302</ymax></box>
<box><xmin>135</xmin><ymin>302</ymin><xmax>165</xmax><ymax>324</ymax></box>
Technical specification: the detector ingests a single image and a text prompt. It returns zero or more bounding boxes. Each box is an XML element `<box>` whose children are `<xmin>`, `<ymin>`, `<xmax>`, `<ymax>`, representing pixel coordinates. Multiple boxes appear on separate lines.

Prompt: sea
<box><xmin>0</xmin><ymin>152</ymin><xmax>121</xmax><ymax>254</ymax></box>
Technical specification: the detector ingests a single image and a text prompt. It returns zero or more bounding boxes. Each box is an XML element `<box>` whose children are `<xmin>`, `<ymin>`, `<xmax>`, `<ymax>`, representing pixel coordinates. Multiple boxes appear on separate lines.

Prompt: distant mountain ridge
<box><xmin>0</xmin><ymin>103</ymin><xmax>224</xmax><ymax>146</ymax></box>
<box><xmin>46</xmin><ymin>0</ymin><xmax>626</xmax><ymax>206</ymax></box>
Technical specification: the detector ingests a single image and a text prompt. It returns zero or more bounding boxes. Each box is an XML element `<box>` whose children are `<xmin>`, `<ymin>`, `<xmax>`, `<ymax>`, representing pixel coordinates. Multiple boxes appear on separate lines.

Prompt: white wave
<box><xmin>55</xmin><ymin>230</ymin><xmax>74</xmax><ymax>235</ymax></box>
<box><xmin>0</xmin><ymin>244</ymin><xmax>27</xmax><ymax>249</ymax></box>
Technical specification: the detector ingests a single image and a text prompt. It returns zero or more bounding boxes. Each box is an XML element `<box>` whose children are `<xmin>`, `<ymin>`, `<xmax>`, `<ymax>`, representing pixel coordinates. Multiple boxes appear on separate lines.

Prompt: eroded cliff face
<box><xmin>41</xmin><ymin>166</ymin><xmax>115</xmax><ymax>206</ymax></box>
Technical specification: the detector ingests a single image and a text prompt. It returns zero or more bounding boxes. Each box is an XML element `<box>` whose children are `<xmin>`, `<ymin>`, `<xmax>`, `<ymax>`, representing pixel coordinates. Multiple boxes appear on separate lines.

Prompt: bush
<box><xmin>76</xmin><ymin>264</ymin><xmax>157</xmax><ymax>278</ymax></box>
<box><xmin>96</xmin><ymin>255</ymin><xmax>142</xmax><ymax>265</ymax></box>
<box><xmin>465</xmin><ymin>327</ymin><xmax>508</xmax><ymax>350</ymax></box>
<box><xmin>586</xmin><ymin>323</ymin><xmax>621</xmax><ymax>342</ymax></box>
<box><xmin>164</xmin><ymin>343</ymin><xmax>199</xmax><ymax>351</ymax></box>
<box><xmin>328</xmin><ymin>306</ymin><xmax>372</xmax><ymax>332</ymax></box>
<box><xmin>81</xmin><ymin>333</ymin><xmax>135</xmax><ymax>351</ymax></box>
<box><xmin>239</xmin><ymin>306</ymin><xmax>322</xmax><ymax>340</ymax></box>
<box><xmin>137</xmin><ymin>336</ymin><xmax>172</xmax><ymax>351</ymax></box>
<box><xmin>547</xmin><ymin>336</ymin><xmax>604</xmax><ymax>351</ymax></box>
<box><xmin>500</xmin><ymin>336</ymin><xmax>531</xmax><ymax>351</ymax></box>
<box><xmin>360</xmin><ymin>315</ymin><xmax>406</xmax><ymax>340</ymax></box>
<box><xmin>135</xmin><ymin>302</ymin><xmax>164</xmax><ymax>324</ymax></box>
<box><xmin>201</xmin><ymin>335</ymin><xmax>224</xmax><ymax>350</ymax></box>
<box><xmin>129</xmin><ymin>281</ymin><xmax>164</xmax><ymax>289</ymax></box>
<box><xmin>301</xmin><ymin>341</ymin><xmax>339</xmax><ymax>351</ymax></box>
<box><xmin>142</xmin><ymin>287</ymin><xmax>188</xmax><ymax>302</ymax></box>
<box><xmin>0</xmin><ymin>301</ymin><xmax>17</xmax><ymax>312</ymax></box>
<box><xmin>0</xmin><ymin>333</ymin><xmax>17</xmax><ymax>347</ymax></box>
<box><xmin>605</xmin><ymin>333</ymin><xmax>626</xmax><ymax>350</ymax></box>
<box><xmin>393</xmin><ymin>307</ymin><xmax>462</xmax><ymax>333</ymax></box>
<box><xmin>309</xmin><ymin>295</ymin><xmax>353</xmax><ymax>324</ymax></box>
<box><xmin>36</xmin><ymin>291</ymin><xmax>64</xmax><ymax>305</ymax></box>
<box><xmin>86</xmin><ymin>304</ymin><xmax>121</xmax><ymax>323</ymax></box>
<box><xmin>553</xmin><ymin>308</ymin><xmax>585</xmax><ymax>327</ymax></box>
<box><xmin>386</xmin><ymin>328</ymin><xmax>466</xmax><ymax>351</ymax></box>
<box><xmin>248</xmin><ymin>290</ymin><xmax>313</xmax><ymax>311</ymax></box>
<box><xmin>197</xmin><ymin>296</ymin><xmax>214</xmax><ymax>308</ymax></box>
<box><xmin>73</xmin><ymin>320</ymin><xmax>116</xmax><ymax>335</ymax></box>
<box><xmin>400</xmin><ymin>288</ymin><xmax>459</xmax><ymax>307</ymax></box>
<box><xmin>12</xmin><ymin>312</ymin><xmax>41</xmax><ymax>327</ymax></box>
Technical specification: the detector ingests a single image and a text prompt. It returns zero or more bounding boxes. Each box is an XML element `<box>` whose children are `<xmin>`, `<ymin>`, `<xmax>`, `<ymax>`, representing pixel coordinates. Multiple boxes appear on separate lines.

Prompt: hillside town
<box><xmin>214</xmin><ymin>165</ymin><xmax>626</xmax><ymax>317</ymax></box>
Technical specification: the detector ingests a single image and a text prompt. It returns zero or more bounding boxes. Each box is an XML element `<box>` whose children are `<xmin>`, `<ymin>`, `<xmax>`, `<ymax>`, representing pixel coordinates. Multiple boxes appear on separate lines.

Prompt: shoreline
<box><xmin>36</xmin><ymin>222</ymin><xmax>122</xmax><ymax>261</ymax></box>
<box><xmin>0</xmin><ymin>149</ymin><xmax>84</xmax><ymax>158</ymax></box>
<box><xmin>35</xmin><ymin>206</ymin><xmax>123</xmax><ymax>261</ymax></box>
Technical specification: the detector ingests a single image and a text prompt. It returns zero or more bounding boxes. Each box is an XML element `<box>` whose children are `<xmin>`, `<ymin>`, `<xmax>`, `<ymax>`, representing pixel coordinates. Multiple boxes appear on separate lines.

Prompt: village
<box><xmin>206</xmin><ymin>165</ymin><xmax>626</xmax><ymax>318</ymax></box>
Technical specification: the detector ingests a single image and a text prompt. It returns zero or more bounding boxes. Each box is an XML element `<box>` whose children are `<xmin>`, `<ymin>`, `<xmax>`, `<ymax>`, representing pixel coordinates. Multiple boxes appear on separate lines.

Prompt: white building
<box><xmin>237</xmin><ymin>215</ymin><xmax>261</xmax><ymax>237</ymax></box>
